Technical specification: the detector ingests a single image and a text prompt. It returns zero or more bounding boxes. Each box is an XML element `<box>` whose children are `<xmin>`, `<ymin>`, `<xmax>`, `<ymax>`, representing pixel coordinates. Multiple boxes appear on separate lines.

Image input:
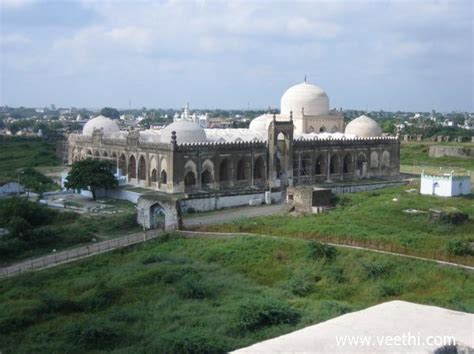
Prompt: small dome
<box><xmin>249</xmin><ymin>114</ymin><xmax>273</xmax><ymax>131</ymax></box>
<box><xmin>160</xmin><ymin>120</ymin><xmax>207</xmax><ymax>143</ymax></box>
<box><xmin>345</xmin><ymin>115</ymin><xmax>382</xmax><ymax>137</ymax></box>
<box><xmin>82</xmin><ymin>115</ymin><xmax>120</xmax><ymax>136</ymax></box>
<box><xmin>281</xmin><ymin>82</ymin><xmax>329</xmax><ymax>117</ymax></box>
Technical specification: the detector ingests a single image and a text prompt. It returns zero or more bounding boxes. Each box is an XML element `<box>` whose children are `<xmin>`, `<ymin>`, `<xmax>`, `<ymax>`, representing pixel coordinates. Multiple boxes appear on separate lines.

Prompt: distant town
<box><xmin>1</xmin><ymin>104</ymin><xmax>472</xmax><ymax>143</ymax></box>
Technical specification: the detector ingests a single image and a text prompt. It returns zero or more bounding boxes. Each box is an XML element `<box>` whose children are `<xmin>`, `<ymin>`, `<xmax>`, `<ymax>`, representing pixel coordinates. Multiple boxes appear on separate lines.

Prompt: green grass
<box><xmin>400</xmin><ymin>141</ymin><xmax>474</xmax><ymax>171</ymax></box>
<box><xmin>0</xmin><ymin>198</ymin><xmax>140</xmax><ymax>265</ymax></box>
<box><xmin>0</xmin><ymin>136</ymin><xmax>61</xmax><ymax>181</ymax></box>
<box><xmin>201</xmin><ymin>185</ymin><xmax>474</xmax><ymax>261</ymax></box>
<box><xmin>0</xmin><ymin>234</ymin><xmax>472</xmax><ymax>353</ymax></box>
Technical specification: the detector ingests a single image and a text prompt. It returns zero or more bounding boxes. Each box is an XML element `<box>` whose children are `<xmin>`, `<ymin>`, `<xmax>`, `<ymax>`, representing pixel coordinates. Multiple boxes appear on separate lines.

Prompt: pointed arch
<box><xmin>253</xmin><ymin>156</ymin><xmax>265</xmax><ymax>179</ymax></box>
<box><xmin>381</xmin><ymin>150</ymin><xmax>390</xmax><ymax>169</ymax></box>
<box><xmin>236</xmin><ymin>158</ymin><xmax>248</xmax><ymax>181</ymax></box>
<box><xmin>370</xmin><ymin>151</ymin><xmax>379</xmax><ymax>169</ymax></box>
<box><xmin>219</xmin><ymin>158</ymin><xmax>230</xmax><ymax>182</ymax></box>
<box><xmin>119</xmin><ymin>154</ymin><xmax>127</xmax><ymax>176</ymax></box>
<box><xmin>315</xmin><ymin>154</ymin><xmax>326</xmax><ymax>175</ymax></box>
<box><xmin>201</xmin><ymin>169</ymin><xmax>213</xmax><ymax>185</ymax></box>
<box><xmin>150</xmin><ymin>169</ymin><xmax>158</xmax><ymax>182</ymax></box>
<box><xmin>160</xmin><ymin>170</ymin><xmax>167</xmax><ymax>184</ymax></box>
<box><xmin>319</xmin><ymin>126</ymin><xmax>326</xmax><ymax>132</ymax></box>
<box><xmin>184</xmin><ymin>171</ymin><xmax>196</xmax><ymax>186</ymax></box>
<box><xmin>330</xmin><ymin>154</ymin><xmax>340</xmax><ymax>174</ymax></box>
<box><xmin>128</xmin><ymin>155</ymin><xmax>136</xmax><ymax>178</ymax></box>
<box><xmin>138</xmin><ymin>155</ymin><xmax>146</xmax><ymax>180</ymax></box>
<box><xmin>343</xmin><ymin>153</ymin><xmax>353</xmax><ymax>173</ymax></box>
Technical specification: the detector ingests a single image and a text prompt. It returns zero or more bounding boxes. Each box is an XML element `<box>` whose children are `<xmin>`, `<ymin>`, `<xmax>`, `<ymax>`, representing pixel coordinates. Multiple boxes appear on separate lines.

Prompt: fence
<box><xmin>186</xmin><ymin>224</ymin><xmax>474</xmax><ymax>268</ymax></box>
<box><xmin>0</xmin><ymin>230</ymin><xmax>159</xmax><ymax>279</ymax></box>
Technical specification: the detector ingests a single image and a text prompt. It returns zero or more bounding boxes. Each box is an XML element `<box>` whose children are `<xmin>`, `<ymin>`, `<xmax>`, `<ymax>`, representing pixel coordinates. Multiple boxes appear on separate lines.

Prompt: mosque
<box><xmin>68</xmin><ymin>81</ymin><xmax>400</xmax><ymax>226</ymax></box>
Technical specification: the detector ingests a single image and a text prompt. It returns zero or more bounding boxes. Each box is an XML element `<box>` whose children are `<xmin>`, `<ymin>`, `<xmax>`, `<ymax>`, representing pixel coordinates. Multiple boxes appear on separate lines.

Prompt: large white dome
<box><xmin>281</xmin><ymin>82</ymin><xmax>329</xmax><ymax>117</ymax></box>
<box><xmin>160</xmin><ymin>120</ymin><xmax>207</xmax><ymax>144</ymax></box>
<box><xmin>82</xmin><ymin>115</ymin><xmax>120</xmax><ymax>136</ymax></box>
<box><xmin>345</xmin><ymin>115</ymin><xmax>382</xmax><ymax>137</ymax></box>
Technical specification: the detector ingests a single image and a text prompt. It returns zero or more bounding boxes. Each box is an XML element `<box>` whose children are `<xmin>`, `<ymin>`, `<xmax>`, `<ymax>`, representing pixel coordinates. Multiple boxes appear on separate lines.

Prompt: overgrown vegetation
<box><xmin>0</xmin><ymin>235</ymin><xmax>472</xmax><ymax>353</ymax></box>
<box><xmin>204</xmin><ymin>186</ymin><xmax>473</xmax><ymax>261</ymax></box>
<box><xmin>0</xmin><ymin>136</ymin><xmax>60</xmax><ymax>181</ymax></box>
<box><xmin>0</xmin><ymin>197</ymin><xmax>139</xmax><ymax>264</ymax></box>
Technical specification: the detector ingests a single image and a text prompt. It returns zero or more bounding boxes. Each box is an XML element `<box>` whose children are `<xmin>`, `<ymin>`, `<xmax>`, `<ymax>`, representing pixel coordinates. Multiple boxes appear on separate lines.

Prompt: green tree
<box><xmin>65</xmin><ymin>159</ymin><xmax>118</xmax><ymax>200</ymax></box>
<box><xmin>100</xmin><ymin>107</ymin><xmax>120</xmax><ymax>120</ymax></box>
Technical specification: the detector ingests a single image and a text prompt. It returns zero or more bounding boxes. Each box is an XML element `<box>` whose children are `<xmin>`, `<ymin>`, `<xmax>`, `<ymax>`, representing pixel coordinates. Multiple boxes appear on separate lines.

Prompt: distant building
<box><xmin>420</xmin><ymin>171</ymin><xmax>471</xmax><ymax>197</ymax></box>
<box><xmin>0</xmin><ymin>181</ymin><xmax>24</xmax><ymax>197</ymax></box>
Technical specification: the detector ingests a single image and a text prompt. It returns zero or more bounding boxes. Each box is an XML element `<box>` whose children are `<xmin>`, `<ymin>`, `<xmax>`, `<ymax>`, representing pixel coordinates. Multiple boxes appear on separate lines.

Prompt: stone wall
<box><xmin>429</xmin><ymin>146</ymin><xmax>473</xmax><ymax>159</ymax></box>
<box><xmin>328</xmin><ymin>180</ymin><xmax>408</xmax><ymax>194</ymax></box>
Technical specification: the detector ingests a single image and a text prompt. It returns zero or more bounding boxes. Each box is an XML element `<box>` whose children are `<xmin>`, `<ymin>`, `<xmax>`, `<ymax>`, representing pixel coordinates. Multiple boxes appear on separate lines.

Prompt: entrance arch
<box><xmin>136</xmin><ymin>196</ymin><xmax>182</xmax><ymax>230</ymax></box>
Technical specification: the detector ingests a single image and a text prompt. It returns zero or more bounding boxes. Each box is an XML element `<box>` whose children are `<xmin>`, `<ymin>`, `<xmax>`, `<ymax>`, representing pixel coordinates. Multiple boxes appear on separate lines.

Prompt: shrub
<box><xmin>362</xmin><ymin>261</ymin><xmax>392</xmax><ymax>279</ymax></box>
<box><xmin>308</xmin><ymin>240</ymin><xmax>337</xmax><ymax>261</ymax></box>
<box><xmin>67</xmin><ymin>319</ymin><xmax>124</xmax><ymax>350</ymax></box>
<box><xmin>82</xmin><ymin>282</ymin><xmax>122</xmax><ymax>310</ymax></box>
<box><xmin>150</xmin><ymin>328</ymin><xmax>228</xmax><ymax>353</ymax></box>
<box><xmin>38</xmin><ymin>292</ymin><xmax>80</xmax><ymax>314</ymax></box>
<box><xmin>237</xmin><ymin>298</ymin><xmax>300</xmax><ymax>331</ymax></box>
<box><xmin>142</xmin><ymin>254</ymin><xmax>164</xmax><ymax>265</ymax></box>
<box><xmin>447</xmin><ymin>239</ymin><xmax>473</xmax><ymax>256</ymax></box>
<box><xmin>285</xmin><ymin>272</ymin><xmax>314</xmax><ymax>296</ymax></box>
<box><xmin>176</xmin><ymin>275</ymin><xmax>213</xmax><ymax>299</ymax></box>
<box><xmin>378</xmin><ymin>283</ymin><xmax>404</xmax><ymax>297</ymax></box>
<box><xmin>326</xmin><ymin>266</ymin><xmax>347</xmax><ymax>284</ymax></box>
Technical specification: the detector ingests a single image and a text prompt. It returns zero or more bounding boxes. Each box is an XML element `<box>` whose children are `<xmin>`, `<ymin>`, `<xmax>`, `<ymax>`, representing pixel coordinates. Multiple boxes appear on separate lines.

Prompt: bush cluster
<box><xmin>237</xmin><ymin>298</ymin><xmax>300</xmax><ymax>331</ymax></box>
<box><xmin>308</xmin><ymin>240</ymin><xmax>337</xmax><ymax>261</ymax></box>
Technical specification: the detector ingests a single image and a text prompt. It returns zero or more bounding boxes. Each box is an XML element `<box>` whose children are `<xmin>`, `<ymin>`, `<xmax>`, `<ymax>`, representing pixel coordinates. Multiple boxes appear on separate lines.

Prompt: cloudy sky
<box><xmin>0</xmin><ymin>0</ymin><xmax>472</xmax><ymax>112</ymax></box>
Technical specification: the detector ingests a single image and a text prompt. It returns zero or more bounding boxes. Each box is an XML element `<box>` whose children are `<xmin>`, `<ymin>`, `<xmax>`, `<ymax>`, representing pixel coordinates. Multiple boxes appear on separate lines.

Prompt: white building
<box><xmin>420</xmin><ymin>171</ymin><xmax>471</xmax><ymax>197</ymax></box>
<box><xmin>0</xmin><ymin>181</ymin><xmax>24</xmax><ymax>197</ymax></box>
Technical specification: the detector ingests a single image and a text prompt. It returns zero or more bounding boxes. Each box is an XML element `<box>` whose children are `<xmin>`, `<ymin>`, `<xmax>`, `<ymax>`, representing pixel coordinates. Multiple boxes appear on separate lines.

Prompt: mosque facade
<box><xmin>68</xmin><ymin>81</ymin><xmax>400</xmax><ymax>212</ymax></box>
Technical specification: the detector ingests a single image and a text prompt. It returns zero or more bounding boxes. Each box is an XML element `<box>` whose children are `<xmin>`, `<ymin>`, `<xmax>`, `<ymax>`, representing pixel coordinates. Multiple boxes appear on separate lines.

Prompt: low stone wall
<box><xmin>81</xmin><ymin>188</ymin><xmax>142</xmax><ymax>203</ymax></box>
<box><xmin>327</xmin><ymin>180</ymin><xmax>408</xmax><ymax>194</ymax></box>
<box><xmin>429</xmin><ymin>145</ymin><xmax>473</xmax><ymax>159</ymax></box>
<box><xmin>182</xmin><ymin>191</ymin><xmax>282</xmax><ymax>213</ymax></box>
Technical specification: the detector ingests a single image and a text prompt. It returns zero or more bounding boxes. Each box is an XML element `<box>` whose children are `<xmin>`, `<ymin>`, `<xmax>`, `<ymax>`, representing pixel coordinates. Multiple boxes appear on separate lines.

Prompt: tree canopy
<box><xmin>100</xmin><ymin>107</ymin><xmax>120</xmax><ymax>120</ymax></box>
<box><xmin>65</xmin><ymin>159</ymin><xmax>118</xmax><ymax>200</ymax></box>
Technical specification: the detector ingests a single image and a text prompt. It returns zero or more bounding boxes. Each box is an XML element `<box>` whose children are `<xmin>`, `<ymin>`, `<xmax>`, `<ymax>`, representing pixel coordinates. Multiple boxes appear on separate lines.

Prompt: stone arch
<box><xmin>119</xmin><ymin>154</ymin><xmax>127</xmax><ymax>176</ymax></box>
<box><xmin>253</xmin><ymin>156</ymin><xmax>265</xmax><ymax>179</ymax></box>
<box><xmin>236</xmin><ymin>158</ymin><xmax>249</xmax><ymax>180</ymax></box>
<box><xmin>315</xmin><ymin>154</ymin><xmax>326</xmax><ymax>175</ymax></box>
<box><xmin>319</xmin><ymin>126</ymin><xmax>326</xmax><ymax>132</ymax></box>
<box><xmin>219</xmin><ymin>158</ymin><xmax>231</xmax><ymax>182</ymax></box>
<box><xmin>201</xmin><ymin>159</ymin><xmax>214</xmax><ymax>187</ymax></box>
<box><xmin>136</xmin><ymin>197</ymin><xmax>182</xmax><ymax>231</ymax></box>
<box><xmin>274</xmin><ymin>154</ymin><xmax>282</xmax><ymax>177</ymax></box>
<box><xmin>370</xmin><ymin>151</ymin><xmax>379</xmax><ymax>169</ymax></box>
<box><xmin>381</xmin><ymin>150</ymin><xmax>390</xmax><ymax>169</ymax></box>
<box><xmin>102</xmin><ymin>151</ymin><xmax>108</xmax><ymax>157</ymax></box>
<box><xmin>138</xmin><ymin>155</ymin><xmax>147</xmax><ymax>180</ymax></box>
<box><xmin>128</xmin><ymin>155</ymin><xmax>137</xmax><ymax>178</ymax></box>
<box><xmin>184</xmin><ymin>171</ymin><xmax>196</xmax><ymax>186</ymax></box>
<box><xmin>356</xmin><ymin>152</ymin><xmax>367</xmax><ymax>174</ymax></box>
<box><xmin>343</xmin><ymin>153</ymin><xmax>353</xmax><ymax>173</ymax></box>
<box><xmin>201</xmin><ymin>169</ymin><xmax>213</xmax><ymax>185</ymax></box>
<box><xmin>94</xmin><ymin>150</ymin><xmax>100</xmax><ymax>158</ymax></box>
<box><xmin>160</xmin><ymin>170</ymin><xmax>167</xmax><ymax>184</ymax></box>
<box><xmin>150</xmin><ymin>169</ymin><xmax>158</xmax><ymax>182</ymax></box>
<box><xmin>308</xmin><ymin>126</ymin><xmax>315</xmax><ymax>133</ymax></box>
<box><xmin>331</xmin><ymin>125</ymin><xmax>338</xmax><ymax>133</ymax></box>
<box><xmin>330</xmin><ymin>154</ymin><xmax>340</xmax><ymax>174</ymax></box>
<box><xmin>301</xmin><ymin>153</ymin><xmax>312</xmax><ymax>176</ymax></box>
<box><xmin>184</xmin><ymin>159</ymin><xmax>197</xmax><ymax>175</ymax></box>
<box><xmin>277</xmin><ymin>132</ymin><xmax>287</xmax><ymax>141</ymax></box>
<box><xmin>86</xmin><ymin>149</ymin><xmax>92</xmax><ymax>157</ymax></box>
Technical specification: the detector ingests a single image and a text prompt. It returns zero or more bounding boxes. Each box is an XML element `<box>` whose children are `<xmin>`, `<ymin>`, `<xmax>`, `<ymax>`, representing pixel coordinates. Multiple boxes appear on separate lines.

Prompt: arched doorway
<box><xmin>356</xmin><ymin>153</ymin><xmax>367</xmax><ymax>178</ymax></box>
<box><xmin>138</xmin><ymin>156</ymin><xmax>146</xmax><ymax>181</ymax></box>
<box><xmin>160</xmin><ymin>170</ymin><xmax>167</xmax><ymax>184</ymax></box>
<box><xmin>184</xmin><ymin>171</ymin><xmax>196</xmax><ymax>189</ymax></box>
<box><xmin>315</xmin><ymin>154</ymin><xmax>326</xmax><ymax>176</ymax></box>
<box><xmin>119</xmin><ymin>154</ymin><xmax>127</xmax><ymax>176</ymax></box>
<box><xmin>201</xmin><ymin>169</ymin><xmax>213</xmax><ymax>187</ymax></box>
<box><xmin>433</xmin><ymin>182</ymin><xmax>440</xmax><ymax>195</ymax></box>
<box><xmin>219</xmin><ymin>158</ymin><xmax>230</xmax><ymax>182</ymax></box>
<box><xmin>254</xmin><ymin>156</ymin><xmax>265</xmax><ymax>180</ymax></box>
<box><xmin>236</xmin><ymin>158</ymin><xmax>248</xmax><ymax>181</ymax></box>
<box><xmin>128</xmin><ymin>155</ymin><xmax>136</xmax><ymax>178</ymax></box>
<box><xmin>150</xmin><ymin>169</ymin><xmax>157</xmax><ymax>182</ymax></box>
<box><xmin>330</xmin><ymin>154</ymin><xmax>340</xmax><ymax>174</ymax></box>
<box><xmin>343</xmin><ymin>153</ymin><xmax>353</xmax><ymax>174</ymax></box>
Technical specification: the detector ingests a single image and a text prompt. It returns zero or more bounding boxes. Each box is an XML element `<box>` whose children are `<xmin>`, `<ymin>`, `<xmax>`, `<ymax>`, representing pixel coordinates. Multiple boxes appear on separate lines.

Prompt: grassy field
<box><xmin>0</xmin><ymin>136</ymin><xmax>61</xmax><ymax>181</ymax></box>
<box><xmin>400</xmin><ymin>141</ymin><xmax>474</xmax><ymax>171</ymax></box>
<box><xmin>0</xmin><ymin>198</ymin><xmax>140</xmax><ymax>265</ymax></box>
<box><xmin>0</xmin><ymin>234</ymin><xmax>472</xmax><ymax>353</ymax></box>
<box><xmin>198</xmin><ymin>185</ymin><xmax>474</xmax><ymax>262</ymax></box>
